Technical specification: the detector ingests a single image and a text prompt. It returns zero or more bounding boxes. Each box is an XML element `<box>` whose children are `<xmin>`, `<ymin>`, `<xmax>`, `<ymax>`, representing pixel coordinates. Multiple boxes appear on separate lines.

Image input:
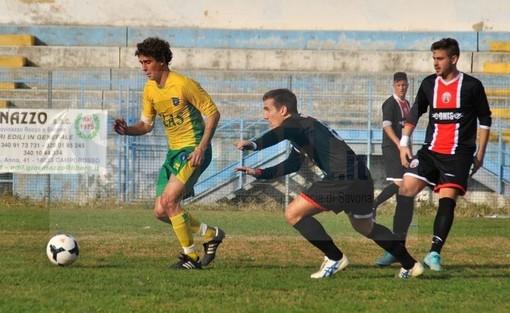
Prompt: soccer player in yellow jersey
<box><xmin>113</xmin><ymin>37</ymin><xmax>225</xmax><ymax>269</ymax></box>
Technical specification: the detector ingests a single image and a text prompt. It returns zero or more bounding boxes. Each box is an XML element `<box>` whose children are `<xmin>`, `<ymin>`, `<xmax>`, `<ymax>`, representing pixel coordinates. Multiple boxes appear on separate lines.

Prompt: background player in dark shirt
<box><xmin>398</xmin><ymin>38</ymin><xmax>492</xmax><ymax>271</ymax></box>
<box><xmin>235</xmin><ymin>88</ymin><xmax>424</xmax><ymax>279</ymax></box>
<box><xmin>374</xmin><ymin>72</ymin><xmax>415</xmax><ymax>267</ymax></box>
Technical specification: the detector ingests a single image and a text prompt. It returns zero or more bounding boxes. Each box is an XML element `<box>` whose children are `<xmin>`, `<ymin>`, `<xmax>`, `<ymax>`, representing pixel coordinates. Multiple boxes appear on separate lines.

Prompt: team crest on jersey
<box><xmin>172</xmin><ymin>97</ymin><xmax>180</xmax><ymax>106</ymax></box>
<box><xmin>410</xmin><ymin>159</ymin><xmax>419</xmax><ymax>168</ymax></box>
<box><xmin>441</xmin><ymin>92</ymin><xmax>452</xmax><ymax>103</ymax></box>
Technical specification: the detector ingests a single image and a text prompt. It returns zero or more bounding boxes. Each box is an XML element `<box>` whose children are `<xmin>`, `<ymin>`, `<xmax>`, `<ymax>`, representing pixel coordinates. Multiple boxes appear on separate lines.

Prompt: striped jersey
<box><xmin>381</xmin><ymin>95</ymin><xmax>410</xmax><ymax>148</ymax></box>
<box><xmin>406</xmin><ymin>73</ymin><xmax>492</xmax><ymax>155</ymax></box>
<box><xmin>141</xmin><ymin>71</ymin><xmax>218</xmax><ymax>150</ymax></box>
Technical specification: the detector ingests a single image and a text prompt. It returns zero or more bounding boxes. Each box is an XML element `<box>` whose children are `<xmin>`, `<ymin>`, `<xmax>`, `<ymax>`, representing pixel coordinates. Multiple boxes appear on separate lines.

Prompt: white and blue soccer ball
<box><xmin>46</xmin><ymin>234</ymin><xmax>80</xmax><ymax>266</ymax></box>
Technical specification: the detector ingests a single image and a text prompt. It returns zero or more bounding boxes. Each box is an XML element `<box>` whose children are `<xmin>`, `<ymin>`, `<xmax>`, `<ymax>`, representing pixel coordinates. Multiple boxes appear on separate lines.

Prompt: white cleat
<box><xmin>310</xmin><ymin>255</ymin><xmax>349</xmax><ymax>279</ymax></box>
<box><xmin>397</xmin><ymin>262</ymin><xmax>424</xmax><ymax>279</ymax></box>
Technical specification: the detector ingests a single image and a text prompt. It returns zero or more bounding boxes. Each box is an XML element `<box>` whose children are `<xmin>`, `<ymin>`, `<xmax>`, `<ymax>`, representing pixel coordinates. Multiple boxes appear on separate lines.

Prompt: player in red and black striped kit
<box><xmin>235</xmin><ymin>88</ymin><xmax>424</xmax><ymax>279</ymax></box>
<box><xmin>398</xmin><ymin>38</ymin><xmax>492</xmax><ymax>271</ymax></box>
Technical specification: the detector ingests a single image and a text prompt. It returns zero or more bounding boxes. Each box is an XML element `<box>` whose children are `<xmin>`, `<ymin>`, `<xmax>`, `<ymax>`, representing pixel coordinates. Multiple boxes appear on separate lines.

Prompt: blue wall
<box><xmin>1</xmin><ymin>24</ymin><xmax>508</xmax><ymax>52</ymax></box>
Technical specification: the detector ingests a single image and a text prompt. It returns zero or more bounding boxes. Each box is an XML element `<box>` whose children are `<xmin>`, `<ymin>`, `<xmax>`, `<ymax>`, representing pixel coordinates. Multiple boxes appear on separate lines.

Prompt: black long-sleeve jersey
<box><xmin>253</xmin><ymin>114</ymin><xmax>369</xmax><ymax>181</ymax></box>
<box><xmin>406</xmin><ymin>73</ymin><xmax>492</xmax><ymax>155</ymax></box>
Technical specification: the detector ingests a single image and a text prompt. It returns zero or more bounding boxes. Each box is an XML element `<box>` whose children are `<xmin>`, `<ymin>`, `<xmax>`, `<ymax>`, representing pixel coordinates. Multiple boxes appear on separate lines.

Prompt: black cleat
<box><xmin>172</xmin><ymin>253</ymin><xmax>202</xmax><ymax>270</ymax></box>
<box><xmin>202</xmin><ymin>227</ymin><xmax>225</xmax><ymax>266</ymax></box>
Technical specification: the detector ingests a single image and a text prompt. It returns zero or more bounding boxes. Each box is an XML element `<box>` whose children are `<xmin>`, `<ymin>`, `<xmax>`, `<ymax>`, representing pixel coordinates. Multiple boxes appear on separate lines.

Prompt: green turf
<box><xmin>0</xmin><ymin>200</ymin><xmax>509</xmax><ymax>313</ymax></box>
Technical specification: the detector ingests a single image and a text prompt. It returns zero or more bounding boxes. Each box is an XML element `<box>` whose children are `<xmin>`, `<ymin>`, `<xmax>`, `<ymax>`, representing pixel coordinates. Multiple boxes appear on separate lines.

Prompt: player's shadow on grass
<box><xmin>226</xmin><ymin>263</ymin><xmax>510</xmax><ymax>279</ymax></box>
<box><xmin>430</xmin><ymin>264</ymin><xmax>510</xmax><ymax>279</ymax></box>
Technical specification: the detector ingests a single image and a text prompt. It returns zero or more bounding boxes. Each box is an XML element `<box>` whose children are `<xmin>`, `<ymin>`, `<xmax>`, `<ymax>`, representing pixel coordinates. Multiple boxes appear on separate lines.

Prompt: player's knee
<box><xmin>348</xmin><ymin>216</ymin><xmax>374</xmax><ymax>236</ymax></box>
<box><xmin>153</xmin><ymin>209</ymin><xmax>167</xmax><ymax>221</ymax></box>
<box><xmin>159</xmin><ymin>193</ymin><xmax>180</xmax><ymax>214</ymax></box>
<box><xmin>353</xmin><ymin>222</ymin><xmax>372</xmax><ymax>237</ymax></box>
<box><xmin>153</xmin><ymin>201</ymin><xmax>167</xmax><ymax>220</ymax></box>
<box><xmin>398</xmin><ymin>184</ymin><xmax>415</xmax><ymax>197</ymax></box>
<box><xmin>284</xmin><ymin>209</ymin><xmax>300</xmax><ymax>225</ymax></box>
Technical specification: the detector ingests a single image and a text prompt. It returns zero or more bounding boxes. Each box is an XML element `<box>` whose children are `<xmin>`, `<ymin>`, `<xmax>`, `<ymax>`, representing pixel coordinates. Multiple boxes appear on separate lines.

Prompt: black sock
<box><xmin>293</xmin><ymin>217</ymin><xmax>343</xmax><ymax>261</ymax></box>
<box><xmin>430</xmin><ymin>198</ymin><xmax>456</xmax><ymax>253</ymax></box>
<box><xmin>393</xmin><ymin>195</ymin><xmax>414</xmax><ymax>243</ymax></box>
<box><xmin>374</xmin><ymin>183</ymin><xmax>399</xmax><ymax>210</ymax></box>
<box><xmin>368</xmin><ymin>223</ymin><xmax>416</xmax><ymax>269</ymax></box>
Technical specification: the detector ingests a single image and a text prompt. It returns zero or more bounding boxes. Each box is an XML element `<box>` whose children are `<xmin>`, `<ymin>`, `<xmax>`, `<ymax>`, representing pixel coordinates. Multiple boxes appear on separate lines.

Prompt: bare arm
<box><xmin>399</xmin><ymin>124</ymin><xmax>416</xmax><ymax>168</ymax></box>
<box><xmin>471</xmin><ymin>127</ymin><xmax>490</xmax><ymax>176</ymax></box>
<box><xmin>383</xmin><ymin>125</ymin><xmax>401</xmax><ymax>148</ymax></box>
<box><xmin>233</xmin><ymin>140</ymin><xmax>260</xmax><ymax>176</ymax></box>
<box><xmin>113</xmin><ymin>118</ymin><xmax>153</xmax><ymax>136</ymax></box>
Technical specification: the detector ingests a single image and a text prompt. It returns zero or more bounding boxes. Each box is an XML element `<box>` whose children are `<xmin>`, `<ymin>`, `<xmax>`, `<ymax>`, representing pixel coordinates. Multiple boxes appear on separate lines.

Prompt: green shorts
<box><xmin>156</xmin><ymin>146</ymin><xmax>212</xmax><ymax>198</ymax></box>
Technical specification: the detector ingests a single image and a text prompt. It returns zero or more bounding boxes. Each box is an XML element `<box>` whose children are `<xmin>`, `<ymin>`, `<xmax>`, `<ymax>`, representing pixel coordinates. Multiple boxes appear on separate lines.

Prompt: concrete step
<box><xmin>0</xmin><ymin>45</ymin><xmax>479</xmax><ymax>73</ymax></box>
<box><xmin>474</xmin><ymin>52</ymin><xmax>510</xmax><ymax>74</ymax></box>
<box><xmin>0</xmin><ymin>44</ymin><xmax>507</xmax><ymax>74</ymax></box>
<box><xmin>0</xmin><ymin>44</ymin><xmax>508</xmax><ymax>74</ymax></box>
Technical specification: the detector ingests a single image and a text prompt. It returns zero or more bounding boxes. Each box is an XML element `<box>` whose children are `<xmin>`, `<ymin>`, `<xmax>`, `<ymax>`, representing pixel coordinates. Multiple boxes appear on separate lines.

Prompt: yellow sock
<box><xmin>203</xmin><ymin>226</ymin><xmax>216</xmax><ymax>242</ymax></box>
<box><xmin>188</xmin><ymin>213</ymin><xmax>216</xmax><ymax>241</ymax></box>
<box><xmin>188</xmin><ymin>213</ymin><xmax>202</xmax><ymax>234</ymax></box>
<box><xmin>169</xmin><ymin>211</ymin><xmax>199</xmax><ymax>261</ymax></box>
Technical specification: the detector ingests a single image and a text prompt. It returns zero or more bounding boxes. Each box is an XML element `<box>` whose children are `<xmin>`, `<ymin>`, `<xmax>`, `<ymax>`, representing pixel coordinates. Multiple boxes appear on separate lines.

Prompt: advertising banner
<box><xmin>0</xmin><ymin>109</ymin><xmax>107</xmax><ymax>174</ymax></box>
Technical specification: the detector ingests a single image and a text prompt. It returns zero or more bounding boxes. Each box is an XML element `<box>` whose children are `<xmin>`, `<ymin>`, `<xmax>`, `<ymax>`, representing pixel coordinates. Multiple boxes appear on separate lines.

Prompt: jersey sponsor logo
<box><xmin>431</xmin><ymin>112</ymin><xmax>463</xmax><ymax>121</ymax></box>
<box><xmin>158</xmin><ymin>112</ymin><xmax>184</xmax><ymax>127</ymax></box>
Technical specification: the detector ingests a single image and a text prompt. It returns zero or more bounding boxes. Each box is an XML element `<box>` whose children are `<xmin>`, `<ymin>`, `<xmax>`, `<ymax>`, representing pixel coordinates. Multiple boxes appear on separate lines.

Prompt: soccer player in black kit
<box><xmin>374</xmin><ymin>72</ymin><xmax>415</xmax><ymax>267</ymax></box>
<box><xmin>398</xmin><ymin>38</ymin><xmax>492</xmax><ymax>271</ymax></box>
<box><xmin>235</xmin><ymin>88</ymin><xmax>424</xmax><ymax>279</ymax></box>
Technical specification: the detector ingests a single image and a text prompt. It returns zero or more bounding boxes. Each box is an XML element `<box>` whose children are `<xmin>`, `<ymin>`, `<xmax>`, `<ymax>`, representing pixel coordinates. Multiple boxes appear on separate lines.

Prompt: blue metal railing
<box><xmin>2</xmin><ymin>68</ymin><xmax>509</xmax><ymax>201</ymax></box>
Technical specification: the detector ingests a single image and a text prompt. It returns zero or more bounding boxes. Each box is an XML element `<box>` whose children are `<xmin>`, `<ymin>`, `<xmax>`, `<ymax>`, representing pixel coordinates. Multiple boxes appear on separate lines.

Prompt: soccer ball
<box><xmin>46</xmin><ymin>234</ymin><xmax>80</xmax><ymax>266</ymax></box>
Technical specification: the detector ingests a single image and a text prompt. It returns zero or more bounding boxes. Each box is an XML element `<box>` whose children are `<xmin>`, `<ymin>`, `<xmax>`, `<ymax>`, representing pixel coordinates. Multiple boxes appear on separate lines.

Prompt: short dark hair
<box><xmin>135</xmin><ymin>37</ymin><xmax>173</xmax><ymax>64</ymax></box>
<box><xmin>431</xmin><ymin>38</ymin><xmax>460</xmax><ymax>58</ymax></box>
<box><xmin>393</xmin><ymin>72</ymin><xmax>408</xmax><ymax>82</ymax></box>
<box><xmin>262</xmin><ymin>88</ymin><xmax>298</xmax><ymax>114</ymax></box>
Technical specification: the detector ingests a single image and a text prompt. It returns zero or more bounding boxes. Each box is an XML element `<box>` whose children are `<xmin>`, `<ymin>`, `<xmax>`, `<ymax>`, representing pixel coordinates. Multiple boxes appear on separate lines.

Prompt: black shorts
<box><xmin>300</xmin><ymin>176</ymin><xmax>374</xmax><ymax>218</ymax></box>
<box><xmin>404</xmin><ymin>147</ymin><xmax>472</xmax><ymax>195</ymax></box>
<box><xmin>382</xmin><ymin>146</ymin><xmax>405</xmax><ymax>181</ymax></box>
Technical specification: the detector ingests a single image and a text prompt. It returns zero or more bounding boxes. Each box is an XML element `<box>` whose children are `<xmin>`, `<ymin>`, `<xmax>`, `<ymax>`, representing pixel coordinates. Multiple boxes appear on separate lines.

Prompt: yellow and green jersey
<box><xmin>141</xmin><ymin>71</ymin><xmax>218</xmax><ymax>150</ymax></box>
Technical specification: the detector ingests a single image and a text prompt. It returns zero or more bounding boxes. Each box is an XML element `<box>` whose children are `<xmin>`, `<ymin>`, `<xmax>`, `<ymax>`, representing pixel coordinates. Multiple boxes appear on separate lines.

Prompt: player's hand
<box><xmin>188</xmin><ymin>147</ymin><xmax>205</xmax><ymax>167</ymax></box>
<box><xmin>113</xmin><ymin>118</ymin><xmax>127</xmax><ymax>135</ymax></box>
<box><xmin>400</xmin><ymin>146</ymin><xmax>413</xmax><ymax>168</ymax></box>
<box><xmin>235</xmin><ymin>166</ymin><xmax>257</xmax><ymax>176</ymax></box>
<box><xmin>470</xmin><ymin>156</ymin><xmax>484</xmax><ymax>177</ymax></box>
<box><xmin>234</xmin><ymin>140</ymin><xmax>255</xmax><ymax>151</ymax></box>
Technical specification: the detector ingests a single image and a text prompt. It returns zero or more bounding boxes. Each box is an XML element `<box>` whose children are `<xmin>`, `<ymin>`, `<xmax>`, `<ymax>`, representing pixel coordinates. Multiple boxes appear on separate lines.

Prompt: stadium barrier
<box><xmin>0</xmin><ymin>69</ymin><xmax>508</xmax><ymax>207</ymax></box>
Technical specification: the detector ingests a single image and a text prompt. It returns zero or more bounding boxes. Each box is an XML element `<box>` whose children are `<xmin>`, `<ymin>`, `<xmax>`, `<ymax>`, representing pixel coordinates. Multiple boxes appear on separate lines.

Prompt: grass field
<box><xmin>0</xmin><ymin>197</ymin><xmax>509</xmax><ymax>313</ymax></box>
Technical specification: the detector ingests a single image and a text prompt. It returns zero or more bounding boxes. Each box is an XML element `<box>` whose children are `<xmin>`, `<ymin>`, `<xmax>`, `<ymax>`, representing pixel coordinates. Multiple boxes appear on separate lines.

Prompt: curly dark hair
<box><xmin>135</xmin><ymin>37</ymin><xmax>173</xmax><ymax>64</ymax></box>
